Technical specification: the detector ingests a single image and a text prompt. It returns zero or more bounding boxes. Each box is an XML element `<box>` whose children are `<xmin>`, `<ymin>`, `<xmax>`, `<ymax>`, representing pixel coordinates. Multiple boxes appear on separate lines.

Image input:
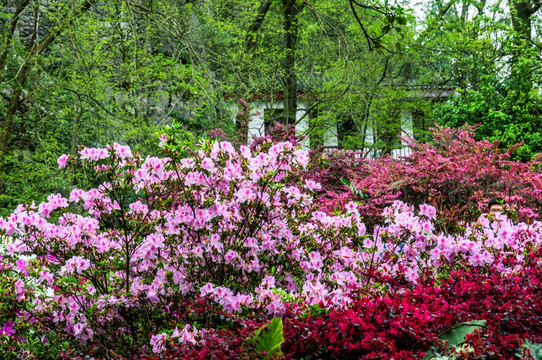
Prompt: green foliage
<box><xmin>428</xmin><ymin>1</ymin><xmax>542</xmax><ymax>161</ymax></box>
<box><xmin>3</xmin><ymin>0</ymin><xmax>542</xmax><ymax>218</ymax></box>
<box><xmin>517</xmin><ymin>339</ymin><xmax>542</xmax><ymax>359</ymax></box>
<box><xmin>157</xmin><ymin>120</ymin><xmax>197</xmax><ymax>158</ymax></box>
<box><xmin>340</xmin><ymin>177</ymin><xmax>368</xmax><ymax>201</ymax></box>
<box><xmin>246</xmin><ymin>318</ymin><xmax>285</xmax><ymax>359</ymax></box>
<box><xmin>0</xmin><ymin>140</ymin><xmax>69</xmax><ymax>218</ymax></box>
<box><xmin>434</xmin><ymin>74</ymin><xmax>542</xmax><ymax>161</ymax></box>
<box><xmin>300</xmin><ymin>303</ymin><xmax>330</xmax><ymax>319</ymax></box>
<box><xmin>424</xmin><ymin>320</ymin><xmax>486</xmax><ymax>359</ymax></box>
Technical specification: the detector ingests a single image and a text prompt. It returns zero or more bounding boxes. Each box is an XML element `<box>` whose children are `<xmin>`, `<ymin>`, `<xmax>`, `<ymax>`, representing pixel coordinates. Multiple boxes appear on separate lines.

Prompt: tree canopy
<box><xmin>1</xmin><ymin>0</ymin><xmax>542</xmax><ymax>214</ymax></box>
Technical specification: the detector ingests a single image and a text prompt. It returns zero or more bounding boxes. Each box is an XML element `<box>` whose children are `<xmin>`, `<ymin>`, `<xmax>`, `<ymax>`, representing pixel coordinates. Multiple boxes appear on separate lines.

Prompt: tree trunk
<box><xmin>282</xmin><ymin>1</ymin><xmax>301</xmax><ymax>126</ymax></box>
<box><xmin>508</xmin><ymin>0</ymin><xmax>540</xmax><ymax>95</ymax></box>
<box><xmin>510</xmin><ymin>0</ymin><xmax>534</xmax><ymax>42</ymax></box>
<box><xmin>245</xmin><ymin>1</ymin><xmax>272</xmax><ymax>52</ymax></box>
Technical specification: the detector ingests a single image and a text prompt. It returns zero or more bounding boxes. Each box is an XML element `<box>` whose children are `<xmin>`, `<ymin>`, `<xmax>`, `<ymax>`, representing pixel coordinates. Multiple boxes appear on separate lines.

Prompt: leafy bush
<box><xmin>308</xmin><ymin>125</ymin><xmax>542</xmax><ymax>230</ymax></box>
<box><xmin>1</xmin><ymin>131</ymin><xmax>542</xmax><ymax>358</ymax></box>
<box><xmin>0</xmin><ymin>139</ymin><xmax>364</xmax><ymax>357</ymax></box>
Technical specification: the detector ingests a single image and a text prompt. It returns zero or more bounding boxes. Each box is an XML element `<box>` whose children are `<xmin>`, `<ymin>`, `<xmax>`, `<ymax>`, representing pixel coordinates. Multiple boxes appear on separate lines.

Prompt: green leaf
<box><xmin>424</xmin><ymin>320</ymin><xmax>486</xmax><ymax>359</ymax></box>
<box><xmin>254</xmin><ymin>318</ymin><xmax>284</xmax><ymax>358</ymax></box>
<box><xmin>296</xmin><ymin>0</ymin><xmax>303</xmax><ymax>6</ymax></box>
<box><xmin>517</xmin><ymin>339</ymin><xmax>542</xmax><ymax>359</ymax></box>
<box><xmin>279</xmin><ymin>5</ymin><xmax>289</xmax><ymax>13</ymax></box>
<box><xmin>439</xmin><ymin>320</ymin><xmax>486</xmax><ymax>345</ymax></box>
<box><xmin>340</xmin><ymin>177</ymin><xmax>351</xmax><ymax>186</ymax></box>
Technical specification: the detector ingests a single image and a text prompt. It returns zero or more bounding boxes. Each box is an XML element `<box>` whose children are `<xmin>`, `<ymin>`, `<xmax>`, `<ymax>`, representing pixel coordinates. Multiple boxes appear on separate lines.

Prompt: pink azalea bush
<box><xmin>0</xmin><ymin>138</ymin><xmax>367</xmax><ymax>357</ymax></box>
<box><xmin>0</xmin><ymin>130</ymin><xmax>542</xmax><ymax>358</ymax></box>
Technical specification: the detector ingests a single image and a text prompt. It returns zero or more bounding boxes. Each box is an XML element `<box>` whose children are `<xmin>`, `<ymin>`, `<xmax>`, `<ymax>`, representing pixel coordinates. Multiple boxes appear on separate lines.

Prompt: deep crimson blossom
<box><xmin>166</xmin><ymin>265</ymin><xmax>542</xmax><ymax>359</ymax></box>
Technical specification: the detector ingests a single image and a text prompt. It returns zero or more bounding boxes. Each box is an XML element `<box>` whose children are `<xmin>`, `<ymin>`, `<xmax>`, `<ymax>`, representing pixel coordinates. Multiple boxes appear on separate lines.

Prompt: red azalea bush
<box><xmin>281</xmin><ymin>262</ymin><xmax>542</xmax><ymax>359</ymax></box>
<box><xmin>161</xmin><ymin>261</ymin><xmax>542</xmax><ymax>360</ymax></box>
<box><xmin>307</xmin><ymin>125</ymin><xmax>542</xmax><ymax>229</ymax></box>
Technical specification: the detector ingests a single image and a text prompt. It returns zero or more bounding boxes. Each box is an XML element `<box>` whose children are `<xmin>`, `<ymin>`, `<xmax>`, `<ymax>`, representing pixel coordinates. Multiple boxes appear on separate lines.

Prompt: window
<box><xmin>264</xmin><ymin>108</ymin><xmax>285</xmax><ymax>132</ymax></box>
<box><xmin>412</xmin><ymin>109</ymin><xmax>430</xmax><ymax>142</ymax></box>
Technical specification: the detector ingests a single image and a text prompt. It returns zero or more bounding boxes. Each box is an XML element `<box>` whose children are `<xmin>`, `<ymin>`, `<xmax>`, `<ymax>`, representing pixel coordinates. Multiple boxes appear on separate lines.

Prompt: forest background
<box><xmin>1</xmin><ymin>0</ymin><xmax>542</xmax><ymax>217</ymax></box>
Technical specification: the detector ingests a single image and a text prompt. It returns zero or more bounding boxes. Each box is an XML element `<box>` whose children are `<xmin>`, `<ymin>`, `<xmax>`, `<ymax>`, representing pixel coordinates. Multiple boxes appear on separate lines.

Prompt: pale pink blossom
<box><xmin>150</xmin><ymin>333</ymin><xmax>167</xmax><ymax>353</ymax></box>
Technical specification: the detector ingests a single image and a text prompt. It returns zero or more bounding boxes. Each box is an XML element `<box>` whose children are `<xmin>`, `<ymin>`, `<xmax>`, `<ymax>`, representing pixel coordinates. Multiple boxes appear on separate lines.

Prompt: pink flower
<box><xmin>60</xmin><ymin>256</ymin><xmax>91</xmax><ymax>275</ymax></box>
<box><xmin>362</xmin><ymin>238</ymin><xmax>374</xmax><ymax>248</ymax></box>
<box><xmin>306</xmin><ymin>251</ymin><xmax>324</xmax><ymax>271</ymax></box>
<box><xmin>235</xmin><ymin>187</ymin><xmax>256</xmax><ymax>203</ymax></box>
<box><xmin>150</xmin><ymin>333</ymin><xmax>167</xmax><ymax>353</ymax></box>
<box><xmin>224</xmin><ymin>250</ymin><xmax>238</xmax><ymax>264</ymax></box>
<box><xmin>0</xmin><ymin>321</ymin><xmax>16</xmax><ymax>337</ymax></box>
<box><xmin>68</xmin><ymin>300</ymin><xmax>80</xmax><ymax>314</ymax></box>
<box><xmin>200</xmin><ymin>283</ymin><xmax>214</xmax><ymax>296</ymax></box>
<box><xmin>201</xmin><ymin>157</ymin><xmax>215</xmax><ymax>172</ymax></box>
<box><xmin>38</xmin><ymin>270</ymin><xmax>53</xmax><ymax>286</ymax></box>
<box><xmin>159</xmin><ymin>133</ymin><xmax>168</xmax><ymax>148</ymax></box>
<box><xmin>57</xmin><ymin>154</ymin><xmax>69</xmax><ymax>169</ymax></box>
<box><xmin>240</xmin><ymin>146</ymin><xmax>251</xmax><ymax>159</ymax></box>
<box><xmin>302</xmin><ymin>280</ymin><xmax>329</xmax><ymax>305</ymax></box>
<box><xmin>304</xmin><ymin>179</ymin><xmax>322</xmax><ymax>192</ymax></box>
<box><xmin>345</xmin><ymin>201</ymin><xmax>358</xmax><ymax>214</ymax></box>
<box><xmin>178</xmin><ymin>324</ymin><xmax>198</xmax><ymax>345</ymax></box>
<box><xmin>112</xmin><ymin>143</ymin><xmax>132</xmax><ymax>159</ymax></box>
<box><xmin>419</xmin><ymin>204</ymin><xmax>437</xmax><ymax>220</ymax></box>
<box><xmin>293</xmin><ymin>149</ymin><xmax>309</xmax><ymax>168</ymax></box>
<box><xmin>79</xmin><ymin>147</ymin><xmax>110</xmax><ymax>161</ymax></box>
<box><xmin>220</xmin><ymin>141</ymin><xmax>236</xmax><ymax>155</ymax></box>
<box><xmin>481</xmin><ymin>250</ymin><xmax>494</xmax><ymax>265</ymax></box>
<box><xmin>468</xmin><ymin>252</ymin><xmax>485</xmax><ymax>267</ymax></box>
<box><xmin>15</xmin><ymin>259</ymin><xmax>28</xmax><ymax>275</ymax></box>
<box><xmin>14</xmin><ymin>279</ymin><xmax>24</xmax><ymax>298</ymax></box>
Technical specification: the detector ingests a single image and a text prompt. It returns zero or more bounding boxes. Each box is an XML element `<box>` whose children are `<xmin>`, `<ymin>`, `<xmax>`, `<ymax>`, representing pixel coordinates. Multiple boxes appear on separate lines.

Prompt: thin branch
<box><xmin>348</xmin><ymin>0</ymin><xmax>374</xmax><ymax>51</ymax></box>
<box><xmin>304</xmin><ymin>1</ymin><xmax>341</xmax><ymax>37</ymax></box>
<box><xmin>246</xmin><ymin>1</ymin><xmax>272</xmax><ymax>51</ymax></box>
<box><xmin>59</xmin><ymin>87</ymin><xmax>121</xmax><ymax>119</ymax></box>
<box><xmin>350</xmin><ymin>0</ymin><xmax>388</xmax><ymax>15</ymax></box>
<box><xmin>0</xmin><ymin>0</ymin><xmax>32</xmax><ymax>85</ymax></box>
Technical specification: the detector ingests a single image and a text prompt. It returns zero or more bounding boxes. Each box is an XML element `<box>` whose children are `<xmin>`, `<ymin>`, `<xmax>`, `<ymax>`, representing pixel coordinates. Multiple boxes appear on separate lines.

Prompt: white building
<box><xmin>239</xmin><ymin>99</ymin><xmax>416</xmax><ymax>159</ymax></box>
<box><xmin>234</xmin><ymin>86</ymin><xmax>453</xmax><ymax>159</ymax></box>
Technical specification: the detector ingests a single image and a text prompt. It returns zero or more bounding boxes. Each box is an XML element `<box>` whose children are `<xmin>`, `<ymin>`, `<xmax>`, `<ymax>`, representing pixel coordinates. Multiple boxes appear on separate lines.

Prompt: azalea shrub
<box><xmin>280</xmin><ymin>262</ymin><xmax>542</xmax><ymax>359</ymax></box>
<box><xmin>0</xmin><ymin>138</ymin><xmax>368</xmax><ymax>357</ymax></box>
<box><xmin>308</xmin><ymin>125</ymin><xmax>542</xmax><ymax>230</ymax></box>
<box><xmin>0</xmin><ymin>131</ymin><xmax>541</xmax><ymax>358</ymax></box>
<box><xmin>152</xmin><ymin>258</ymin><xmax>542</xmax><ymax>360</ymax></box>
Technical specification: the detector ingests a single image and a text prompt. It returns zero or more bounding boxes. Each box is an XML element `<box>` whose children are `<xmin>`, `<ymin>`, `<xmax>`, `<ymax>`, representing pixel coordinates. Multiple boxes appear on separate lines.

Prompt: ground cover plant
<box><xmin>1</xmin><ymin>127</ymin><xmax>542</xmax><ymax>359</ymax></box>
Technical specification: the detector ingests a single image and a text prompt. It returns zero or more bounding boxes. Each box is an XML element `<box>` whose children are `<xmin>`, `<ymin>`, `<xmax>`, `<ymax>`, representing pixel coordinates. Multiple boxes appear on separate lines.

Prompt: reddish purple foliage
<box><xmin>306</xmin><ymin>125</ymin><xmax>542</xmax><ymax>229</ymax></box>
<box><xmin>165</xmin><ymin>263</ymin><xmax>542</xmax><ymax>359</ymax></box>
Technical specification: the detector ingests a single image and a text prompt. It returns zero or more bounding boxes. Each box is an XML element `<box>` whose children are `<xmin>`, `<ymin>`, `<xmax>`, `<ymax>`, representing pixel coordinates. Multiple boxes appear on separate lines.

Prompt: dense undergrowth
<box><xmin>1</xmin><ymin>125</ymin><xmax>542</xmax><ymax>359</ymax></box>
